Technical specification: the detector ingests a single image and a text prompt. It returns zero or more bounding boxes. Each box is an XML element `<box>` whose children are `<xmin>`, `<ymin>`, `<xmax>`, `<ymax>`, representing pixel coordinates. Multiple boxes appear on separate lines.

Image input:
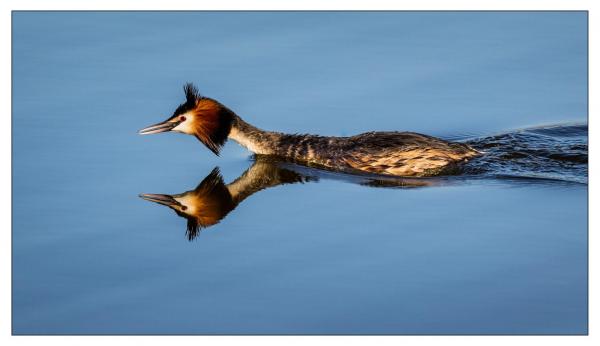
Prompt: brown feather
<box><xmin>191</xmin><ymin>98</ymin><xmax>235</xmax><ymax>155</ymax></box>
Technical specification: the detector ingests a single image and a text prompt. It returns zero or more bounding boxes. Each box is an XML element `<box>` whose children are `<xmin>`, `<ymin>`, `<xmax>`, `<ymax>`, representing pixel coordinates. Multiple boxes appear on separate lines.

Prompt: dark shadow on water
<box><xmin>139</xmin><ymin>123</ymin><xmax>587</xmax><ymax>241</ymax></box>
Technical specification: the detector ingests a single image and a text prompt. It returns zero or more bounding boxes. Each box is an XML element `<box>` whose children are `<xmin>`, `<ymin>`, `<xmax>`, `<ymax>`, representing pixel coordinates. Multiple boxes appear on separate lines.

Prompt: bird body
<box><xmin>229</xmin><ymin>117</ymin><xmax>479</xmax><ymax>177</ymax></box>
<box><xmin>139</xmin><ymin>83</ymin><xmax>481</xmax><ymax>177</ymax></box>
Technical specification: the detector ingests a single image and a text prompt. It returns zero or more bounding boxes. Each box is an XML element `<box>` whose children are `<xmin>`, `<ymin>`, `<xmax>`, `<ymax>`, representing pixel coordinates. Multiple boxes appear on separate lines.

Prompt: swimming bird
<box><xmin>139</xmin><ymin>157</ymin><xmax>438</xmax><ymax>240</ymax></box>
<box><xmin>139</xmin><ymin>83</ymin><xmax>481</xmax><ymax>177</ymax></box>
<box><xmin>139</xmin><ymin>160</ymin><xmax>312</xmax><ymax>240</ymax></box>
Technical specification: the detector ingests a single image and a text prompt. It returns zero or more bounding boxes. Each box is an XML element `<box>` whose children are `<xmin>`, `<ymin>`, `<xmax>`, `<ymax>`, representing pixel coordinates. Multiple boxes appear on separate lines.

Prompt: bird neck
<box><xmin>226</xmin><ymin>159</ymin><xmax>311</xmax><ymax>205</ymax></box>
<box><xmin>228</xmin><ymin>115</ymin><xmax>282</xmax><ymax>155</ymax></box>
<box><xmin>228</xmin><ymin>115</ymin><xmax>330</xmax><ymax>164</ymax></box>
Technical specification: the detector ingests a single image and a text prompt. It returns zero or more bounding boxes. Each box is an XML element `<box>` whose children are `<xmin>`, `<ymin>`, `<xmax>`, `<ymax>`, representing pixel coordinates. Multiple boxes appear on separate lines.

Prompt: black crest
<box><xmin>184</xmin><ymin>82</ymin><xmax>200</xmax><ymax>103</ymax></box>
<box><xmin>173</xmin><ymin>82</ymin><xmax>202</xmax><ymax>116</ymax></box>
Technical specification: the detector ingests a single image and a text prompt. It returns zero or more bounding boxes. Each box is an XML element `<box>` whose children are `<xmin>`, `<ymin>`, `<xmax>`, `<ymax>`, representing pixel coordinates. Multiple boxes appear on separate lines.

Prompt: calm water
<box><xmin>12</xmin><ymin>12</ymin><xmax>587</xmax><ymax>334</ymax></box>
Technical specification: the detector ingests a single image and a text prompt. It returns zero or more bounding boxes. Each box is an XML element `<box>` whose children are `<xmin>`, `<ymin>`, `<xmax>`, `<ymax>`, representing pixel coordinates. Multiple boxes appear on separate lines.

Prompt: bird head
<box><xmin>138</xmin><ymin>83</ymin><xmax>235</xmax><ymax>155</ymax></box>
<box><xmin>139</xmin><ymin>168</ymin><xmax>236</xmax><ymax>240</ymax></box>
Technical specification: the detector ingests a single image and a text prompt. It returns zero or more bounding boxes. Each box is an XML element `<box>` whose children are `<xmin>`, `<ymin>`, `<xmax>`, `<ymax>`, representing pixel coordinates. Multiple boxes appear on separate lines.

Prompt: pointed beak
<box><xmin>139</xmin><ymin>193</ymin><xmax>180</xmax><ymax>207</ymax></box>
<box><xmin>138</xmin><ymin>119</ymin><xmax>180</xmax><ymax>135</ymax></box>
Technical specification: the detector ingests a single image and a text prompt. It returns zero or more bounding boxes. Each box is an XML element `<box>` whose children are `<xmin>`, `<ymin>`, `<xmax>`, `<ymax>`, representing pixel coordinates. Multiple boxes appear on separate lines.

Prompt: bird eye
<box><xmin>181</xmin><ymin>205</ymin><xmax>188</xmax><ymax>211</ymax></box>
<box><xmin>179</xmin><ymin>116</ymin><xmax>186</xmax><ymax>121</ymax></box>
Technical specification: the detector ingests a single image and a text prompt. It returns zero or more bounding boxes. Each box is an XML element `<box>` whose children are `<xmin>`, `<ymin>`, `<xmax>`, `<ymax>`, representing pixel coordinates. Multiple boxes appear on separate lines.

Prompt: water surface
<box><xmin>12</xmin><ymin>12</ymin><xmax>587</xmax><ymax>334</ymax></box>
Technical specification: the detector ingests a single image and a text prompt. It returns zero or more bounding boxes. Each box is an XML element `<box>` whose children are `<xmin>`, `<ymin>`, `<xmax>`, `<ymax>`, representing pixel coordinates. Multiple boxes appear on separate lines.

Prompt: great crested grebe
<box><xmin>139</xmin><ymin>161</ymin><xmax>311</xmax><ymax>240</ymax></box>
<box><xmin>139</xmin><ymin>83</ymin><xmax>481</xmax><ymax>177</ymax></box>
<box><xmin>139</xmin><ymin>157</ymin><xmax>439</xmax><ymax>240</ymax></box>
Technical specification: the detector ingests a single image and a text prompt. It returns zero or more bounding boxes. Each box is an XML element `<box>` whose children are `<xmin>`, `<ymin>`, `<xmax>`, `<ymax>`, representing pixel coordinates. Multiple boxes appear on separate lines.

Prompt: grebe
<box><xmin>139</xmin><ymin>161</ymin><xmax>311</xmax><ymax>240</ymax></box>
<box><xmin>139</xmin><ymin>83</ymin><xmax>481</xmax><ymax>177</ymax></box>
<box><xmin>139</xmin><ymin>158</ymin><xmax>439</xmax><ymax>240</ymax></box>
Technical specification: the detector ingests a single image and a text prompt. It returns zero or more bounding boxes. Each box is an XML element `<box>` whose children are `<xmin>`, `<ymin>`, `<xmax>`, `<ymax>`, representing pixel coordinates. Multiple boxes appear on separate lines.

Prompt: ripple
<box><xmin>463</xmin><ymin>123</ymin><xmax>588</xmax><ymax>184</ymax></box>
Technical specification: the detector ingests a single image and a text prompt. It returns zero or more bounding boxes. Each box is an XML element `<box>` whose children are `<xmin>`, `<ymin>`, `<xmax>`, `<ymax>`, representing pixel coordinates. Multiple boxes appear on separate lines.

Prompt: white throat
<box><xmin>228</xmin><ymin>126</ymin><xmax>270</xmax><ymax>155</ymax></box>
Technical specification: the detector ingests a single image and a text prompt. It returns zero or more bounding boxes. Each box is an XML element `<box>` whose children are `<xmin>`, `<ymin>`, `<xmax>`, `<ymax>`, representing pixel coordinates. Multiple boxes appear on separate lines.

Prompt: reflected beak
<box><xmin>139</xmin><ymin>193</ymin><xmax>180</xmax><ymax>207</ymax></box>
<box><xmin>138</xmin><ymin>119</ymin><xmax>180</xmax><ymax>135</ymax></box>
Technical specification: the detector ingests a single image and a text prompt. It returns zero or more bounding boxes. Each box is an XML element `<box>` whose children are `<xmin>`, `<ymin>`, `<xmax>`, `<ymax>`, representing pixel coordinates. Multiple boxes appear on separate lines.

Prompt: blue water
<box><xmin>12</xmin><ymin>12</ymin><xmax>587</xmax><ymax>334</ymax></box>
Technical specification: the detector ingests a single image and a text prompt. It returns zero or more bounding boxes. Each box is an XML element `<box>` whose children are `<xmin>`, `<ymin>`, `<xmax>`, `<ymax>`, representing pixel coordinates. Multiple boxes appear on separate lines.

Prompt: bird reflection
<box><xmin>140</xmin><ymin>156</ymin><xmax>437</xmax><ymax>240</ymax></box>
